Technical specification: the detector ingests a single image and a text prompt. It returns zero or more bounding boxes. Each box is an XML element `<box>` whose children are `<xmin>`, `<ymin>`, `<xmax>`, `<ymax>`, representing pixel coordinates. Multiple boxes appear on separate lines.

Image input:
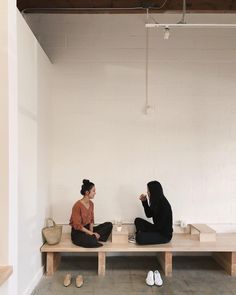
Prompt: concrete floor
<box><xmin>32</xmin><ymin>256</ymin><xmax>236</xmax><ymax>295</ymax></box>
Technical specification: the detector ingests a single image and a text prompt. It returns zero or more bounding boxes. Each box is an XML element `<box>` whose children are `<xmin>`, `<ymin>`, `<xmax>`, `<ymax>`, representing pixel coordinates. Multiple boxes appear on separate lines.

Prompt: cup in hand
<box><xmin>139</xmin><ymin>194</ymin><xmax>147</xmax><ymax>202</ymax></box>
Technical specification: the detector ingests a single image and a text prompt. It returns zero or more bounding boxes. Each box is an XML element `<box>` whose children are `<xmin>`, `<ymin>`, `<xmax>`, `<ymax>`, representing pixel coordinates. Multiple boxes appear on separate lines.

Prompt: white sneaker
<box><xmin>154</xmin><ymin>270</ymin><xmax>163</xmax><ymax>287</ymax></box>
<box><xmin>146</xmin><ymin>270</ymin><xmax>154</xmax><ymax>286</ymax></box>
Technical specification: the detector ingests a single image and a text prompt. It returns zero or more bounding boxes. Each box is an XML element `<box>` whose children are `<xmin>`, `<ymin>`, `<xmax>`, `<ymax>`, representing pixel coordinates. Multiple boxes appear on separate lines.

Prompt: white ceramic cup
<box><xmin>116</xmin><ymin>220</ymin><xmax>122</xmax><ymax>232</ymax></box>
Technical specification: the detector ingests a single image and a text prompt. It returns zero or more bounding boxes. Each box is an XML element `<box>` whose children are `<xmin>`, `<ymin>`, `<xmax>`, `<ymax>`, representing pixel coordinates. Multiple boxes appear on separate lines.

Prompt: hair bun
<box><xmin>80</xmin><ymin>179</ymin><xmax>94</xmax><ymax>196</ymax></box>
<box><xmin>83</xmin><ymin>179</ymin><xmax>90</xmax><ymax>184</ymax></box>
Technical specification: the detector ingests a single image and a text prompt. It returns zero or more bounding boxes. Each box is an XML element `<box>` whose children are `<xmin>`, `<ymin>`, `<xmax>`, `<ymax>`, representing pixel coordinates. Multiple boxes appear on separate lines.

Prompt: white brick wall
<box><xmin>25</xmin><ymin>13</ymin><xmax>236</xmax><ymax>227</ymax></box>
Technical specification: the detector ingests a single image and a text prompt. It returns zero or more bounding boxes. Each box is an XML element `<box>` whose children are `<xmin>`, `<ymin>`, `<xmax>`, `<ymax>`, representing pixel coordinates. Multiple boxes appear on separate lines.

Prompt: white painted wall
<box><xmin>25</xmin><ymin>13</ymin><xmax>236</xmax><ymax>227</ymax></box>
<box><xmin>0</xmin><ymin>0</ymin><xmax>18</xmax><ymax>293</ymax></box>
<box><xmin>8</xmin><ymin>0</ymin><xmax>18</xmax><ymax>294</ymax></box>
<box><xmin>17</xmin><ymin>11</ymin><xmax>52</xmax><ymax>295</ymax></box>
<box><xmin>0</xmin><ymin>1</ymin><xmax>10</xmax><ymax>294</ymax></box>
<box><xmin>0</xmin><ymin>0</ymin><xmax>9</xmax><ymax>267</ymax></box>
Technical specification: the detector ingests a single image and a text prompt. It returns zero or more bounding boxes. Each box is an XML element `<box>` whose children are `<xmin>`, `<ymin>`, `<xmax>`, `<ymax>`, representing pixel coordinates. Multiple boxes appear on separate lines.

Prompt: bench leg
<box><xmin>156</xmin><ymin>252</ymin><xmax>172</xmax><ymax>277</ymax></box>
<box><xmin>213</xmin><ymin>252</ymin><xmax>236</xmax><ymax>276</ymax></box>
<box><xmin>98</xmin><ymin>252</ymin><xmax>106</xmax><ymax>276</ymax></box>
<box><xmin>46</xmin><ymin>252</ymin><xmax>61</xmax><ymax>276</ymax></box>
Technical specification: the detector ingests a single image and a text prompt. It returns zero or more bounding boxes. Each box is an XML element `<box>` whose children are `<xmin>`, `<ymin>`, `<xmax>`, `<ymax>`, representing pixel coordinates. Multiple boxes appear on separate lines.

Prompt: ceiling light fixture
<box><xmin>164</xmin><ymin>27</ymin><xmax>170</xmax><ymax>39</ymax></box>
<box><xmin>144</xmin><ymin>8</ymin><xmax>155</xmax><ymax>115</ymax></box>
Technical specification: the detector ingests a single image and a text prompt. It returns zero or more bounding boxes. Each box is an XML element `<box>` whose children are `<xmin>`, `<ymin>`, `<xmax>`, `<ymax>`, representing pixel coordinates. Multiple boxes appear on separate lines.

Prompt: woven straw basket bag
<box><xmin>42</xmin><ymin>218</ymin><xmax>62</xmax><ymax>245</ymax></box>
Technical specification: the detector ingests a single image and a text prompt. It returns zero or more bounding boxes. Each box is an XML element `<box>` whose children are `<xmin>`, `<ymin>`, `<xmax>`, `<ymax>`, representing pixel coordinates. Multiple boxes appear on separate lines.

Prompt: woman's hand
<box><xmin>139</xmin><ymin>194</ymin><xmax>147</xmax><ymax>202</ymax></box>
<box><xmin>94</xmin><ymin>232</ymin><xmax>100</xmax><ymax>240</ymax></box>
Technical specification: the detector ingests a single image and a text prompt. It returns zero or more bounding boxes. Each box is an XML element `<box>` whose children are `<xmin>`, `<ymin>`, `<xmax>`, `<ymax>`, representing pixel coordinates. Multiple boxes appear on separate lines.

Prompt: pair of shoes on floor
<box><xmin>128</xmin><ymin>234</ymin><xmax>136</xmax><ymax>244</ymax></box>
<box><xmin>146</xmin><ymin>270</ymin><xmax>163</xmax><ymax>287</ymax></box>
<box><xmin>63</xmin><ymin>273</ymin><xmax>83</xmax><ymax>288</ymax></box>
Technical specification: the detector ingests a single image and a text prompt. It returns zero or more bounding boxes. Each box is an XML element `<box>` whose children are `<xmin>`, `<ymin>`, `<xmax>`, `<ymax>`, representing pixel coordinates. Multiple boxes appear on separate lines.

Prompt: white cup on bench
<box><xmin>116</xmin><ymin>220</ymin><xmax>122</xmax><ymax>232</ymax></box>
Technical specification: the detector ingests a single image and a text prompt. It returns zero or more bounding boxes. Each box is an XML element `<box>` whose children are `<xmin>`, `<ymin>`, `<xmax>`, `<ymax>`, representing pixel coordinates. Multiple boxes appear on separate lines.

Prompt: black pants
<box><xmin>71</xmin><ymin>222</ymin><xmax>113</xmax><ymax>248</ymax></box>
<box><xmin>135</xmin><ymin>217</ymin><xmax>171</xmax><ymax>245</ymax></box>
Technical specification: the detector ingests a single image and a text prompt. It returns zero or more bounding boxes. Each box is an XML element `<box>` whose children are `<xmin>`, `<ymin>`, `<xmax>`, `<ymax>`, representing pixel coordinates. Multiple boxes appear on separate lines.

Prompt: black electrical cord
<box><xmin>142</xmin><ymin>0</ymin><xmax>169</xmax><ymax>9</ymax></box>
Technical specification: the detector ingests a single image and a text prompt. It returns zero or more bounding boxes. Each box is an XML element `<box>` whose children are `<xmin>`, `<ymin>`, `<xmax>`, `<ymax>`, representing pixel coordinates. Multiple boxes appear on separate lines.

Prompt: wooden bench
<box><xmin>41</xmin><ymin>232</ymin><xmax>236</xmax><ymax>277</ymax></box>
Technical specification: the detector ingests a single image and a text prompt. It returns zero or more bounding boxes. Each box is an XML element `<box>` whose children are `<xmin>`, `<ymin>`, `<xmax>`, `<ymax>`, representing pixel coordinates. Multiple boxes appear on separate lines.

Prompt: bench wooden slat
<box><xmin>41</xmin><ymin>233</ymin><xmax>236</xmax><ymax>253</ymax></box>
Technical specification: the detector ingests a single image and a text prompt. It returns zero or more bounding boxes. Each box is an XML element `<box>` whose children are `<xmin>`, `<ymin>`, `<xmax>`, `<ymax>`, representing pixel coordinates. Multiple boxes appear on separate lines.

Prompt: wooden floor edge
<box><xmin>0</xmin><ymin>266</ymin><xmax>13</xmax><ymax>286</ymax></box>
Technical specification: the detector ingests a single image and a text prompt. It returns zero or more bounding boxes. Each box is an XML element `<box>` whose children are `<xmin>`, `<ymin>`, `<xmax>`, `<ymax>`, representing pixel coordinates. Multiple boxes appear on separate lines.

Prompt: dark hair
<box><xmin>80</xmin><ymin>179</ymin><xmax>95</xmax><ymax>196</ymax></box>
<box><xmin>147</xmin><ymin>180</ymin><xmax>164</xmax><ymax>207</ymax></box>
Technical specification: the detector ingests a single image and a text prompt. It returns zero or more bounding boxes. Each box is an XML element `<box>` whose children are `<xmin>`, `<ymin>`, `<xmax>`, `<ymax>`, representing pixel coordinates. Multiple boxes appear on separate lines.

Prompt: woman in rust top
<box><xmin>70</xmin><ymin>179</ymin><xmax>113</xmax><ymax>248</ymax></box>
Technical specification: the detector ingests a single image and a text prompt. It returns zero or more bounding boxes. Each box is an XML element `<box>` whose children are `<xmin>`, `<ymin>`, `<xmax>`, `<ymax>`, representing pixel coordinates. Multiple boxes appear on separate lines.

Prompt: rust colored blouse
<box><xmin>69</xmin><ymin>200</ymin><xmax>94</xmax><ymax>230</ymax></box>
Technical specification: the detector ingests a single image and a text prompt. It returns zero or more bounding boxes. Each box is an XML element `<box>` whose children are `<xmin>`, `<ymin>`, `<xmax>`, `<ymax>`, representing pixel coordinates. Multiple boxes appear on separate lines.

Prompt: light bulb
<box><xmin>144</xmin><ymin>104</ymin><xmax>155</xmax><ymax>115</ymax></box>
<box><xmin>164</xmin><ymin>27</ymin><xmax>170</xmax><ymax>40</ymax></box>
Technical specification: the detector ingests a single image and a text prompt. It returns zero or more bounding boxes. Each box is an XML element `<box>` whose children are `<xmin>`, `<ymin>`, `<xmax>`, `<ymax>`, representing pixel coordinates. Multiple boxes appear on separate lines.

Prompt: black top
<box><xmin>142</xmin><ymin>197</ymin><xmax>173</xmax><ymax>239</ymax></box>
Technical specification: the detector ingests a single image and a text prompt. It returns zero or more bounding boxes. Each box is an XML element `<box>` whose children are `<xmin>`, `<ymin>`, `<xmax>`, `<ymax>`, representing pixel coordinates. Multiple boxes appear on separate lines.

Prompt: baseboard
<box><xmin>23</xmin><ymin>266</ymin><xmax>44</xmax><ymax>295</ymax></box>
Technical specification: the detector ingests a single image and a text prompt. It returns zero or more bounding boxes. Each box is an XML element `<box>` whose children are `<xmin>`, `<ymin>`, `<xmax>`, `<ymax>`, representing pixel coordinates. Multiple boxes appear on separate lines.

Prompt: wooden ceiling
<box><xmin>17</xmin><ymin>0</ymin><xmax>236</xmax><ymax>13</ymax></box>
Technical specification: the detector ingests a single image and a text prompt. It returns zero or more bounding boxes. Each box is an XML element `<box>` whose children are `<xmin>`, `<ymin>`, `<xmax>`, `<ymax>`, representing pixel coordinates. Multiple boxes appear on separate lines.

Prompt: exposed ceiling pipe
<box><xmin>145</xmin><ymin>0</ymin><xmax>236</xmax><ymax>29</ymax></box>
<box><xmin>178</xmin><ymin>0</ymin><xmax>186</xmax><ymax>24</ymax></box>
<box><xmin>145</xmin><ymin>23</ymin><xmax>236</xmax><ymax>28</ymax></box>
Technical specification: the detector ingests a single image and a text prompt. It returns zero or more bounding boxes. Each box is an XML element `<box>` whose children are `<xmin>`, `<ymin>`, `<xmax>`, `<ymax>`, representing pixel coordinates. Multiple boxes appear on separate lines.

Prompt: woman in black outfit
<box><xmin>134</xmin><ymin>180</ymin><xmax>173</xmax><ymax>245</ymax></box>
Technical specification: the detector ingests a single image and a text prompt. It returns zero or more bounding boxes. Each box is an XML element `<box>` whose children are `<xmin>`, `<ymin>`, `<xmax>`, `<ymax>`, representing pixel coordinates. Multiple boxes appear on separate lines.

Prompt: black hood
<box><xmin>147</xmin><ymin>180</ymin><xmax>165</xmax><ymax>207</ymax></box>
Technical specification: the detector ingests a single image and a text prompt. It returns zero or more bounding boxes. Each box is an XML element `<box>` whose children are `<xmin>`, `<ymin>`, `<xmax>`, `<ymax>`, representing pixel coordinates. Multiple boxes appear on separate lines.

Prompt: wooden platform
<box><xmin>41</xmin><ymin>232</ymin><xmax>236</xmax><ymax>277</ymax></box>
<box><xmin>112</xmin><ymin>225</ymin><xmax>129</xmax><ymax>243</ymax></box>
<box><xmin>190</xmin><ymin>223</ymin><xmax>216</xmax><ymax>242</ymax></box>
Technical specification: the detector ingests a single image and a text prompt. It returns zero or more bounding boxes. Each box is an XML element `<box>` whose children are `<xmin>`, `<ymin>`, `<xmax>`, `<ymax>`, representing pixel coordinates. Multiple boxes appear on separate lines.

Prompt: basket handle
<box><xmin>46</xmin><ymin>218</ymin><xmax>56</xmax><ymax>228</ymax></box>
